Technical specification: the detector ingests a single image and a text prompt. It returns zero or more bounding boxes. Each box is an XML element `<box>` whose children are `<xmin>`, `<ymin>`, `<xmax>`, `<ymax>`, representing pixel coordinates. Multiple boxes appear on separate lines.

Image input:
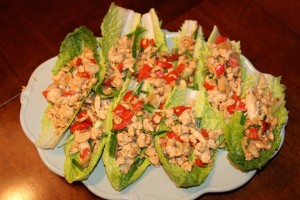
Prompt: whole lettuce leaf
<box><xmin>156</xmin><ymin>87</ymin><xmax>225</xmax><ymax>187</ymax></box>
<box><xmin>35</xmin><ymin>26</ymin><xmax>100</xmax><ymax>149</ymax></box>
<box><xmin>64</xmin><ymin>134</ymin><xmax>107</xmax><ymax>183</ymax></box>
<box><xmin>154</xmin><ymin>134</ymin><xmax>214</xmax><ymax>188</ymax></box>
<box><xmin>226</xmin><ymin>73</ymin><xmax>288</xmax><ymax>171</ymax></box>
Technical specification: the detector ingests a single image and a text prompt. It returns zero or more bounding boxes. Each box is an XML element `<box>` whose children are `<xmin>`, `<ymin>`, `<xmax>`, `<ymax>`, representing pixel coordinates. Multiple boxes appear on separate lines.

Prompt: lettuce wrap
<box><xmin>63</xmin><ymin>93</ymin><xmax>111</xmax><ymax>182</ymax></box>
<box><xmin>154</xmin><ymin>86</ymin><xmax>225</xmax><ymax>187</ymax></box>
<box><xmin>36</xmin><ymin>26</ymin><xmax>100</xmax><ymax>149</ymax></box>
<box><xmin>226</xmin><ymin>73</ymin><xmax>288</xmax><ymax>171</ymax></box>
<box><xmin>202</xmin><ymin>26</ymin><xmax>247</xmax><ymax>120</ymax></box>
<box><xmin>94</xmin><ymin>2</ymin><xmax>143</xmax><ymax>98</ymax></box>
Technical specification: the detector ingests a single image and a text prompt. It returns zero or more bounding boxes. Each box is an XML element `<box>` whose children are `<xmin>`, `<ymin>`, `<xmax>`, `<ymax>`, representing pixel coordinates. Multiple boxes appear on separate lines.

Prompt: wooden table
<box><xmin>1</xmin><ymin>0</ymin><xmax>299</xmax><ymax>199</ymax></box>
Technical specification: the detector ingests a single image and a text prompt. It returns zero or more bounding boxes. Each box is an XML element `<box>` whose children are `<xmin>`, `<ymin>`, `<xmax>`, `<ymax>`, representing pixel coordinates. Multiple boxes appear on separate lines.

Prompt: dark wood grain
<box><xmin>1</xmin><ymin>0</ymin><xmax>299</xmax><ymax>199</ymax></box>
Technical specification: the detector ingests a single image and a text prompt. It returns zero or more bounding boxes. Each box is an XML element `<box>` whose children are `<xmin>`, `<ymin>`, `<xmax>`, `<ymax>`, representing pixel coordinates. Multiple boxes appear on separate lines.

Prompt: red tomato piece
<box><xmin>215</xmin><ymin>64</ymin><xmax>225</xmax><ymax>77</ymax></box>
<box><xmin>118</xmin><ymin>63</ymin><xmax>123</xmax><ymax>72</ymax></box>
<box><xmin>148</xmin><ymin>39</ymin><xmax>155</xmax><ymax>46</ymax></box>
<box><xmin>232</xmin><ymin>92</ymin><xmax>241</xmax><ymax>102</ymax></box>
<box><xmin>156</xmin><ymin>60</ymin><xmax>173</xmax><ymax>69</ymax></box>
<box><xmin>164</xmin><ymin>70</ymin><xmax>179</xmax><ymax>84</ymax></box>
<box><xmin>132</xmin><ymin>101</ymin><xmax>144</xmax><ymax>112</ymax></box>
<box><xmin>203</xmin><ymin>81</ymin><xmax>215</xmax><ymax>90</ymax></box>
<box><xmin>236</xmin><ymin>101</ymin><xmax>246</xmax><ymax>112</ymax></box>
<box><xmin>62</xmin><ymin>90</ymin><xmax>76</xmax><ymax>96</ymax></box>
<box><xmin>140</xmin><ymin>38</ymin><xmax>149</xmax><ymax>49</ymax></box>
<box><xmin>113</xmin><ymin>111</ymin><xmax>134</xmax><ymax>130</ymax></box>
<box><xmin>155</xmin><ymin>70</ymin><xmax>165</xmax><ymax>78</ymax></box>
<box><xmin>90</xmin><ymin>58</ymin><xmax>97</xmax><ymax>64</ymax></box>
<box><xmin>227</xmin><ymin>104</ymin><xmax>236</xmax><ymax>115</ymax></box>
<box><xmin>80</xmin><ymin>147</ymin><xmax>90</xmax><ymax>159</ymax></box>
<box><xmin>70</xmin><ymin>121</ymin><xmax>91</xmax><ymax>132</ymax></box>
<box><xmin>138</xmin><ymin>64</ymin><xmax>152</xmax><ymax>82</ymax></box>
<box><xmin>247</xmin><ymin>127</ymin><xmax>259</xmax><ymax>139</ymax></box>
<box><xmin>113</xmin><ymin>104</ymin><xmax>127</xmax><ymax>116</ymax></box>
<box><xmin>227</xmin><ymin>56</ymin><xmax>239</xmax><ymax>68</ymax></box>
<box><xmin>195</xmin><ymin>158</ymin><xmax>206</xmax><ymax>167</ymax></box>
<box><xmin>215</xmin><ymin>35</ymin><xmax>228</xmax><ymax>44</ymax></box>
<box><xmin>166</xmin><ymin>132</ymin><xmax>183</xmax><ymax>143</ymax></box>
<box><xmin>158</xmin><ymin>101</ymin><xmax>165</xmax><ymax>109</ymax></box>
<box><xmin>76</xmin><ymin>58</ymin><xmax>82</xmax><ymax>66</ymax></box>
<box><xmin>167</xmin><ymin>54</ymin><xmax>180</xmax><ymax>62</ymax></box>
<box><xmin>78</xmin><ymin>71</ymin><xmax>91</xmax><ymax>79</ymax></box>
<box><xmin>123</xmin><ymin>90</ymin><xmax>133</xmax><ymax>102</ymax></box>
<box><xmin>201</xmin><ymin>129</ymin><xmax>209</xmax><ymax>139</ymax></box>
<box><xmin>77</xmin><ymin>110</ymin><xmax>88</xmax><ymax>119</ymax></box>
<box><xmin>176</xmin><ymin>63</ymin><xmax>185</xmax><ymax>73</ymax></box>
<box><xmin>262</xmin><ymin>120</ymin><xmax>270</xmax><ymax>132</ymax></box>
<box><xmin>103</xmin><ymin>78</ymin><xmax>112</xmax><ymax>86</ymax></box>
<box><xmin>42</xmin><ymin>90</ymin><xmax>48</xmax><ymax>99</ymax></box>
<box><xmin>173</xmin><ymin>106</ymin><xmax>190</xmax><ymax>116</ymax></box>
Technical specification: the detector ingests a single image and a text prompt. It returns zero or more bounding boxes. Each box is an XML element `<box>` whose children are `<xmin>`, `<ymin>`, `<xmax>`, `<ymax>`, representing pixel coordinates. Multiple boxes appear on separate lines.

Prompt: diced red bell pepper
<box><xmin>80</xmin><ymin>147</ymin><xmax>90</xmax><ymax>159</ymax></box>
<box><xmin>247</xmin><ymin>127</ymin><xmax>259</xmax><ymax>139</ymax></box>
<box><xmin>148</xmin><ymin>39</ymin><xmax>155</xmax><ymax>46</ymax></box>
<box><xmin>201</xmin><ymin>129</ymin><xmax>209</xmax><ymax>140</ymax></box>
<box><xmin>195</xmin><ymin>158</ymin><xmax>206</xmax><ymax>167</ymax></box>
<box><xmin>78</xmin><ymin>71</ymin><xmax>91</xmax><ymax>79</ymax></box>
<box><xmin>232</xmin><ymin>92</ymin><xmax>241</xmax><ymax>102</ymax></box>
<box><xmin>215</xmin><ymin>35</ymin><xmax>227</xmax><ymax>44</ymax></box>
<box><xmin>76</xmin><ymin>58</ymin><xmax>82</xmax><ymax>66</ymax></box>
<box><xmin>164</xmin><ymin>70</ymin><xmax>179</xmax><ymax>84</ymax></box>
<box><xmin>227</xmin><ymin>104</ymin><xmax>236</xmax><ymax>115</ymax></box>
<box><xmin>156</xmin><ymin>60</ymin><xmax>173</xmax><ymax>69</ymax></box>
<box><xmin>203</xmin><ymin>81</ymin><xmax>215</xmax><ymax>90</ymax></box>
<box><xmin>132</xmin><ymin>101</ymin><xmax>144</xmax><ymax>112</ymax></box>
<box><xmin>70</xmin><ymin>121</ymin><xmax>91</xmax><ymax>132</ymax></box>
<box><xmin>173</xmin><ymin>106</ymin><xmax>190</xmax><ymax>116</ymax></box>
<box><xmin>123</xmin><ymin>90</ymin><xmax>134</xmax><ymax>103</ymax></box>
<box><xmin>236</xmin><ymin>101</ymin><xmax>246</xmax><ymax>112</ymax></box>
<box><xmin>118</xmin><ymin>63</ymin><xmax>123</xmax><ymax>72</ymax></box>
<box><xmin>62</xmin><ymin>90</ymin><xmax>76</xmax><ymax>96</ymax></box>
<box><xmin>138</xmin><ymin>63</ymin><xmax>152</xmax><ymax>82</ymax></box>
<box><xmin>167</xmin><ymin>132</ymin><xmax>183</xmax><ymax>143</ymax></box>
<box><xmin>176</xmin><ymin>63</ymin><xmax>185</xmax><ymax>73</ymax></box>
<box><xmin>140</xmin><ymin>38</ymin><xmax>149</xmax><ymax>49</ymax></box>
<box><xmin>90</xmin><ymin>58</ymin><xmax>97</xmax><ymax>64</ymax></box>
<box><xmin>167</xmin><ymin>54</ymin><xmax>180</xmax><ymax>62</ymax></box>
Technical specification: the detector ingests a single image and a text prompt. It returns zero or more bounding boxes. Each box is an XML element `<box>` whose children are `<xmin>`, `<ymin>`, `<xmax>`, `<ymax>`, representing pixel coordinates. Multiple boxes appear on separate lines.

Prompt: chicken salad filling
<box><xmin>242</xmin><ymin>75</ymin><xmax>278</xmax><ymax>161</ymax></box>
<box><xmin>42</xmin><ymin>47</ymin><xmax>99</xmax><ymax>134</ymax></box>
<box><xmin>204</xmin><ymin>35</ymin><xmax>245</xmax><ymax>119</ymax></box>
<box><xmin>68</xmin><ymin>93</ymin><xmax>111</xmax><ymax>168</ymax></box>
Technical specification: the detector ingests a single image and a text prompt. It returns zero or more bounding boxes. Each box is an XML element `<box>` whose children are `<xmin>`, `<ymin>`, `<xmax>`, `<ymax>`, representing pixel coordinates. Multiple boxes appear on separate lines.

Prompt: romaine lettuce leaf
<box><xmin>52</xmin><ymin>26</ymin><xmax>99</xmax><ymax>75</ymax></box>
<box><xmin>141</xmin><ymin>9</ymin><xmax>168</xmax><ymax>52</ymax></box>
<box><xmin>64</xmin><ymin>134</ymin><xmax>107</xmax><ymax>183</ymax></box>
<box><xmin>36</xmin><ymin>26</ymin><xmax>99</xmax><ymax>149</ymax></box>
<box><xmin>154</xmin><ymin>133</ymin><xmax>214</xmax><ymax>187</ymax></box>
<box><xmin>102</xmin><ymin>133</ymin><xmax>150</xmax><ymax>191</ymax></box>
<box><xmin>100</xmin><ymin>3</ymin><xmax>141</xmax><ymax>61</ymax></box>
<box><xmin>227</xmin><ymin>73</ymin><xmax>288</xmax><ymax>171</ymax></box>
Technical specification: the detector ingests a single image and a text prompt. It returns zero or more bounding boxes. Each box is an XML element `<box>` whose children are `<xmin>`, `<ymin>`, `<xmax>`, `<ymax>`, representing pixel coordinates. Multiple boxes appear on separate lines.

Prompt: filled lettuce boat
<box><xmin>94</xmin><ymin>2</ymin><xmax>142</xmax><ymax>99</ymax></box>
<box><xmin>102</xmin><ymin>8</ymin><xmax>170</xmax><ymax>191</ymax></box>
<box><xmin>63</xmin><ymin>93</ymin><xmax>111</xmax><ymax>182</ymax></box>
<box><xmin>154</xmin><ymin>86</ymin><xmax>225</xmax><ymax>187</ymax></box>
<box><xmin>202</xmin><ymin>26</ymin><xmax>247</xmax><ymax>121</ymax></box>
<box><xmin>36</xmin><ymin>26</ymin><xmax>100</xmax><ymax>149</ymax></box>
<box><xmin>226</xmin><ymin>73</ymin><xmax>288</xmax><ymax>171</ymax></box>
